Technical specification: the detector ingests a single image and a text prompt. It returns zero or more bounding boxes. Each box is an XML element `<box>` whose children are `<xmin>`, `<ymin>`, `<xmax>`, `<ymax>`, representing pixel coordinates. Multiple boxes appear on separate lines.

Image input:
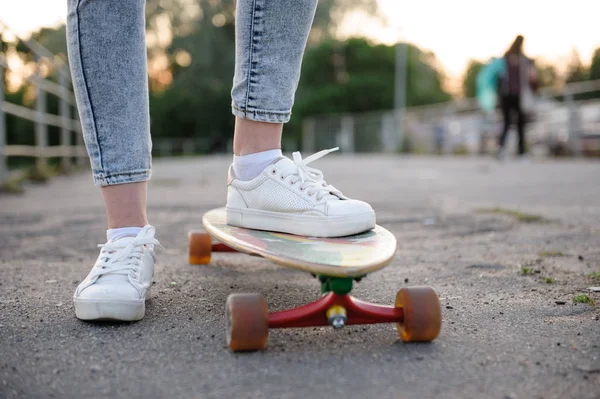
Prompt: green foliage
<box><xmin>476</xmin><ymin>208</ymin><xmax>550</xmax><ymax>223</ymax></box>
<box><xmin>565</xmin><ymin>49</ymin><xmax>588</xmax><ymax>84</ymax></box>
<box><xmin>590</xmin><ymin>48</ymin><xmax>600</xmax><ymax>80</ymax></box>
<box><xmin>28</xmin><ymin>25</ymin><xmax>68</xmax><ymax>59</ymax></box>
<box><xmin>588</xmin><ymin>272</ymin><xmax>600</xmax><ymax>281</ymax></box>
<box><xmin>148</xmin><ymin>10</ymin><xmax>236</xmax><ymax>151</ymax></box>
<box><xmin>538</xmin><ymin>251</ymin><xmax>565</xmax><ymax>257</ymax></box>
<box><xmin>4</xmin><ymin>0</ymin><xmax>450</xmax><ymax>154</ymax></box>
<box><xmin>145</xmin><ymin>0</ymin><xmax>387</xmax><ymax>150</ymax></box>
<box><xmin>536</xmin><ymin>62</ymin><xmax>558</xmax><ymax>88</ymax></box>
<box><xmin>310</xmin><ymin>0</ymin><xmax>381</xmax><ymax>42</ymax></box>
<box><xmin>572</xmin><ymin>294</ymin><xmax>592</xmax><ymax>304</ymax></box>
<box><xmin>3</xmin><ymin>26</ymin><xmax>70</xmax><ymax>169</ymax></box>
<box><xmin>520</xmin><ymin>266</ymin><xmax>534</xmax><ymax>275</ymax></box>
<box><xmin>563</xmin><ymin>48</ymin><xmax>599</xmax><ymax>100</ymax></box>
<box><xmin>462</xmin><ymin>60</ymin><xmax>484</xmax><ymax>98</ymax></box>
<box><xmin>289</xmin><ymin>38</ymin><xmax>451</xmax><ymax>140</ymax></box>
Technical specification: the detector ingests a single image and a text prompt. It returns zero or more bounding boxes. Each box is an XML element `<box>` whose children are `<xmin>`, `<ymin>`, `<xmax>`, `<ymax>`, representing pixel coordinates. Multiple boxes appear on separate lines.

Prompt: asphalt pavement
<box><xmin>1</xmin><ymin>155</ymin><xmax>599</xmax><ymax>399</ymax></box>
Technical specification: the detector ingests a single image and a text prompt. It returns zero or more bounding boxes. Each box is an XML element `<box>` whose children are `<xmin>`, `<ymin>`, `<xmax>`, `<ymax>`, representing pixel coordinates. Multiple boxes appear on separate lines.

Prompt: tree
<box><xmin>565</xmin><ymin>49</ymin><xmax>588</xmax><ymax>84</ymax></box>
<box><xmin>535</xmin><ymin>62</ymin><xmax>558</xmax><ymax>88</ymax></box>
<box><xmin>311</xmin><ymin>0</ymin><xmax>381</xmax><ymax>42</ymax></box>
<box><xmin>462</xmin><ymin>60</ymin><xmax>484</xmax><ymax>98</ymax></box>
<box><xmin>294</xmin><ymin>38</ymin><xmax>450</xmax><ymax>114</ymax></box>
<box><xmin>145</xmin><ymin>0</ymin><xmax>384</xmax><ymax>150</ymax></box>
<box><xmin>287</xmin><ymin>38</ymin><xmax>452</xmax><ymax>144</ymax></box>
<box><xmin>589</xmin><ymin>47</ymin><xmax>600</xmax><ymax>81</ymax></box>
<box><xmin>582</xmin><ymin>47</ymin><xmax>600</xmax><ymax>99</ymax></box>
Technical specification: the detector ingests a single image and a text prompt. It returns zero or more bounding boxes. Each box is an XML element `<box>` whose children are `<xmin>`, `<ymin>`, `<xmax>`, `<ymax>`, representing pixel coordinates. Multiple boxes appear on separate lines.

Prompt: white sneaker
<box><xmin>73</xmin><ymin>225</ymin><xmax>160</xmax><ymax>321</ymax></box>
<box><xmin>226</xmin><ymin>148</ymin><xmax>375</xmax><ymax>237</ymax></box>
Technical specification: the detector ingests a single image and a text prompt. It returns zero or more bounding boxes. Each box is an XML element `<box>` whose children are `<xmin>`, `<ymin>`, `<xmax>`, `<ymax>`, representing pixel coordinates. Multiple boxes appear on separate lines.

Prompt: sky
<box><xmin>1</xmin><ymin>0</ymin><xmax>599</xmax><ymax>87</ymax></box>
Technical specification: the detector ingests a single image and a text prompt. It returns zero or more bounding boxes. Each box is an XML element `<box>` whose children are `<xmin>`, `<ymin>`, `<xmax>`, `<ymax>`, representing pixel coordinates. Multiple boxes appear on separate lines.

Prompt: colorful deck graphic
<box><xmin>202</xmin><ymin>208</ymin><xmax>397</xmax><ymax>277</ymax></box>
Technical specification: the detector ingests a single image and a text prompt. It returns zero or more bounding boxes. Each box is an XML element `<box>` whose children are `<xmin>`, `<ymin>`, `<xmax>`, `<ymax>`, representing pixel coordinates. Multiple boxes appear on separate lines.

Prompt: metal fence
<box><xmin>302</xmin><ymin>80</ymin><xmax>600</xmax><ymax>157</ymax></box>
<box><xmin>0</xmin><ymin>23</ymin><xmax>85</xmax><ymax>185</ymax></box>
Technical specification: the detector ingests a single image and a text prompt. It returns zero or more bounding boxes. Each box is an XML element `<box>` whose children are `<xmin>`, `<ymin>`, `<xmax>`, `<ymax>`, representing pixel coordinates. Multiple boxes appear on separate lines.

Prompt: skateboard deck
<box><xmin>201</xmin><ymin>207</ymin><xmax>397</xmax><ymax>278</ymax></box>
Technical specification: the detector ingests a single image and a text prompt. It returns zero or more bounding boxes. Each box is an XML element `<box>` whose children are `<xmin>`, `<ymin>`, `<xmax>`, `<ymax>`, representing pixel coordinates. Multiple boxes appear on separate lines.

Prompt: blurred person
<box><xmin>66</xmin><ymin>0</ymin><xmax>375</xmax><ymax>321</ymax></box>
<box><xmin>496</xmin><ymin>35</ymin><xmax>538</xmax><ymax>159</ymax></box>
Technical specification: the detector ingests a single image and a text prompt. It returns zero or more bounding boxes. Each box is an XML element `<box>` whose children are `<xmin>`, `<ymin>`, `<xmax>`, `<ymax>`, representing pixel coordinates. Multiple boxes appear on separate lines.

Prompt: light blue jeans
<box><xmin>66</xmin><ymin>0</ymin><xmax>318</xmax><ymax>186</ymax></box>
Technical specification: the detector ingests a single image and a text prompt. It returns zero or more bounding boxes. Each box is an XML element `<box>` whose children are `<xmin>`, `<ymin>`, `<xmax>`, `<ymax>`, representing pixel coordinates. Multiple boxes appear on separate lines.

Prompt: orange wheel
<box><xmin>226</xmin><ymin>293</ymin><xmax>269</xmax><ymax>352</ymax></box>
<box><xmin>395</xmin><ymin>286</ymin><xmax>442</xmax><ymax>342</ymax></box>
<box><xmin>188</xmin><ymin>232</ymin><xmax>212</xmax><ymax>265</ymax></box>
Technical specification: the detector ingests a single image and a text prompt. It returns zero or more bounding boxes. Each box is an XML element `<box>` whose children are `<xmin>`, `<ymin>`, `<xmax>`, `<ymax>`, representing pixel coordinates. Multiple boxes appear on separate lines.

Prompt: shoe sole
<box><xmin>226</xmin><ymin>207</ymin><xmax>376</xmax><ymax>237</ymax></box>
<box><xmin>74</xmin><ymin>290</ymin><xmax>150</xmax><ymax>321</ymax></box>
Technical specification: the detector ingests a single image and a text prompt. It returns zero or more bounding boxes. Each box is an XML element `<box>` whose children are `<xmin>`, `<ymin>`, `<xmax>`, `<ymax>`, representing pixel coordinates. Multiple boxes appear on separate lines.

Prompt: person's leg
<box><xmin>67</xmin><ymin>0</ymin><xmax>156</xmax><ymax>321</ymax></box>
<box><xmin>101</xmin><ymin>182</ymin><xmax>148</xmax><ymax>228</ymax></box>
<box><xmin>226</xmin><ymin>0</ymin><xmax>375</xmax><ymax>237</ymax></box>
<box><xmin>68</xmin><ymin>0</ymin><xmax>152</xmax><ymax>189</ymax></box>
<box><xmin>498</xmin><ymin>96</ymin><xmax>511</xmax><ymax>150</ymax></box>
<box><xmin>516</xmin><ymin>97</ymin><xmax>526</xmax><ymax>155</ymax></box>
<box><xmin>230</xmin><ymin>0</ymin><xmax>316</xmax><ymax>176</ymax></box>
<box><xmin>231</xmin><ymin>0</ymin><xmax>317</xmax><ymax>128</ymax></box>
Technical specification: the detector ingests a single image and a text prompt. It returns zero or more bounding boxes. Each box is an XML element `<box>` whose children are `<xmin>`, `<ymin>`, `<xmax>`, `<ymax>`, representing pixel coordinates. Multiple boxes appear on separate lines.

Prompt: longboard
<box><xmin>187</xmin><ymin>207</ymin><xmax>441</xmax><ymax>352</ymax></box>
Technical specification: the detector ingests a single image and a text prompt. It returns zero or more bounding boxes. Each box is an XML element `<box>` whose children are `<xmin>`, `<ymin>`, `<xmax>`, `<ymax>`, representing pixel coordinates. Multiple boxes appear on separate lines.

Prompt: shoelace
<box><xmin>93</xmin><ymin>227</ymin><xmax>162</xmax><ymax>278</ymax></box>
<box><xmin>283</xmin><ymin>147</ymin><xmax>343</xmax><ymax>201</ymax></box>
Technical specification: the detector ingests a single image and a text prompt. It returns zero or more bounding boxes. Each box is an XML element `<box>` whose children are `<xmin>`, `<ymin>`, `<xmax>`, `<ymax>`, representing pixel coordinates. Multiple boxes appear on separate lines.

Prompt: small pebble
<box><xmin>45</xmin><ymin>280</ymin><xmax>57</xmax><ymax>284</ymax></box>
<box><xmin>90</xmin><ymin>364</ymin><xmax>102</xmax><ymax>373</ymax></box>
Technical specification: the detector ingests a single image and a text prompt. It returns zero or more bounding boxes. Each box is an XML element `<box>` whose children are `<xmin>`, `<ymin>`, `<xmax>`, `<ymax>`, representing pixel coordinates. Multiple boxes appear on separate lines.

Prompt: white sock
<box><xmin>106</xmin><ymin>227</ymin><xmax>143</xmax><ymax>242</ymax></box>
<box><xmin>233</xmin><ymin>149</ymin><xmax>282</xmax><ymax>181</ymax></box>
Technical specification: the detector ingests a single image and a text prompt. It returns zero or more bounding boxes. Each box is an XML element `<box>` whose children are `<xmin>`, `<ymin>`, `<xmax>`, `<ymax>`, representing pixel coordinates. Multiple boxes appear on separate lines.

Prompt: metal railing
<box><xmin>0</xmin><ymin>22</ymin><xmax>86</xmax><ymax>185</ymax></box>
<box><xmin>302</xmin><ymin>79</ymin><xmax>600</xmax><ymax>157</ymax></box>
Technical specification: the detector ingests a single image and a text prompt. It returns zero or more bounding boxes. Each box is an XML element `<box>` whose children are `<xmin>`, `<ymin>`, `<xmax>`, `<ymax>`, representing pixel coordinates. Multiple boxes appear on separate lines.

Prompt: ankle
<box><xmin>233</xmin><ymin>149</ymin><xmax>282</xmax><ymax>181</ymax></box>
<box><xmin>233</xmin><ymin>117</ymin><xmax>283</xmax><ymax>156</ymax></box>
